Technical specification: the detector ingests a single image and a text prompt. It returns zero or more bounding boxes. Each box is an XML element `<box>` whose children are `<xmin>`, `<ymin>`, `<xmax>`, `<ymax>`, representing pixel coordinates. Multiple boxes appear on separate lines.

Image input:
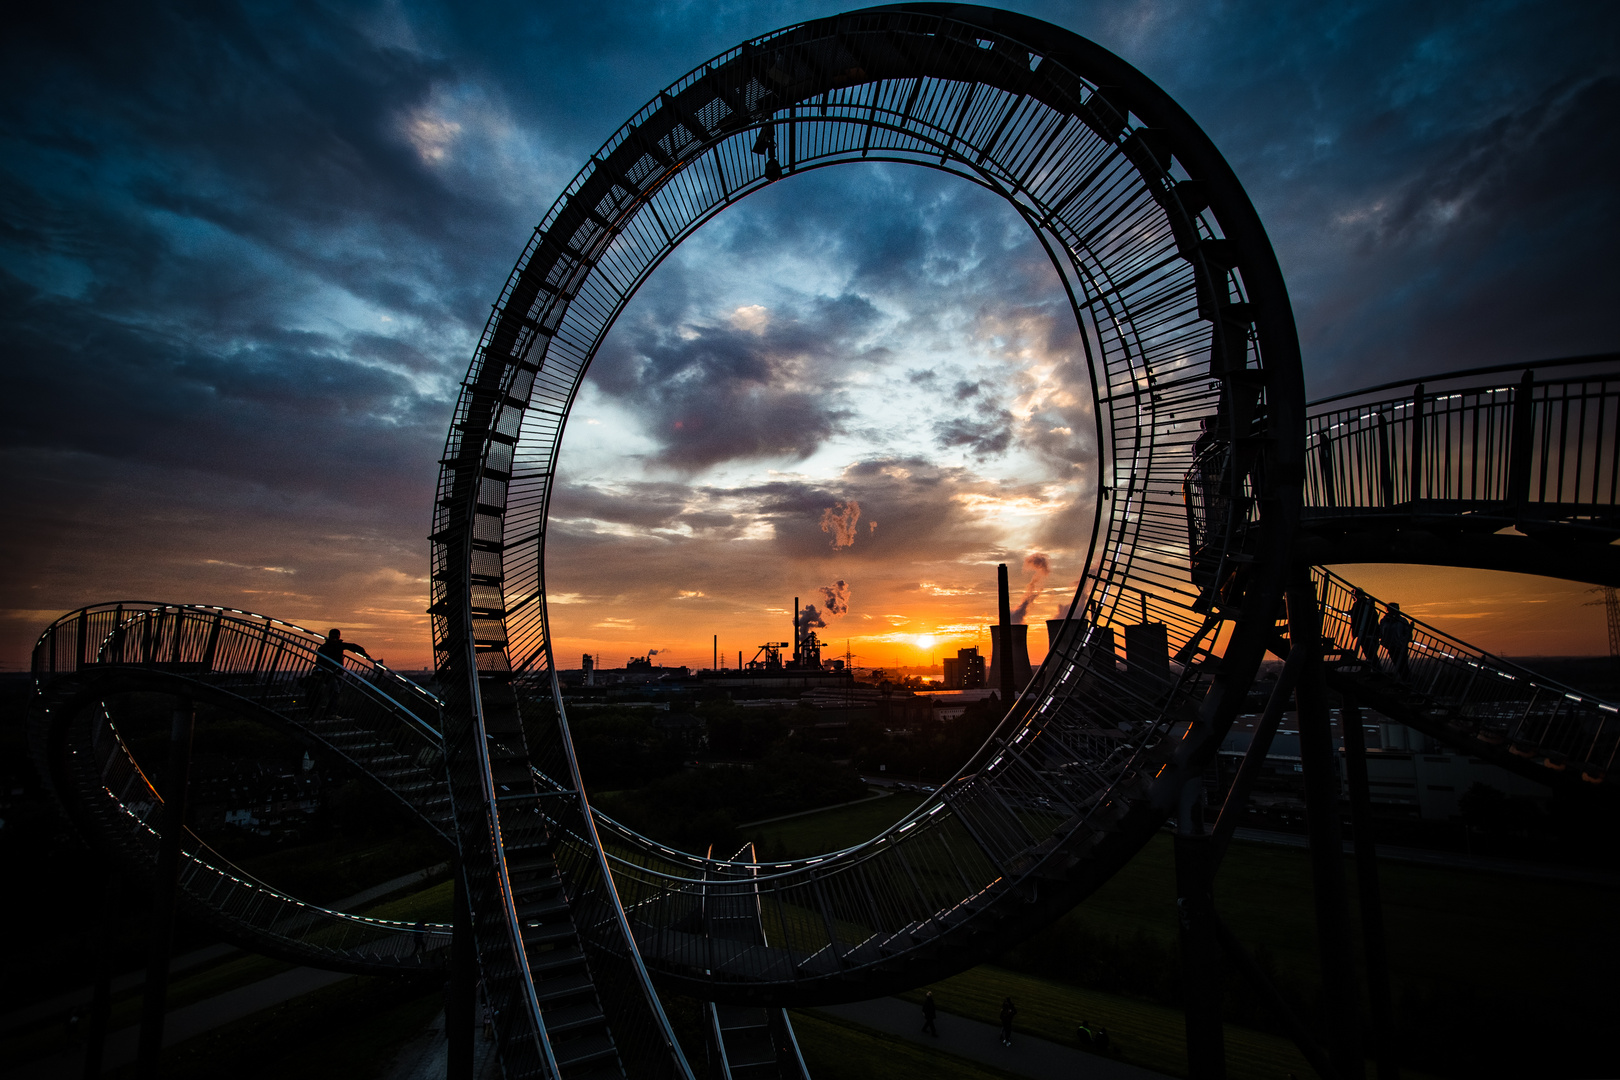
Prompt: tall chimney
<box><xmin>998</xmin><ymin>564</ymin><xmax>1014</xmax><ymax>703</ymax></box>
<box><xmin>793</xmin><ymin>596</ymin><xmax>800</xmax><ymax>667</ymax></box>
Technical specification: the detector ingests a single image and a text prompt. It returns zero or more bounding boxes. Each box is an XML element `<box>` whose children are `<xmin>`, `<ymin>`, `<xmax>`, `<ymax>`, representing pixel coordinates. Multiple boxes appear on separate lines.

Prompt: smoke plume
<box><xmin>798</xmin><ymin>604</ymin><xmax>828</xmax><ymax>632</ymax></box>
<box><xmin>1011</xmin><ymin>552</ymin><xmax>1051</xmax><ymax>623</ymax></box>
<box><xmin>819</xmin><ymin>500</ymin><xmax>861</xmax><ymax>548</ymax></box>
<box><xmin>820</xmin><ymin>579</ymin><xmax>851</xmax><ymax>615</ymax></box>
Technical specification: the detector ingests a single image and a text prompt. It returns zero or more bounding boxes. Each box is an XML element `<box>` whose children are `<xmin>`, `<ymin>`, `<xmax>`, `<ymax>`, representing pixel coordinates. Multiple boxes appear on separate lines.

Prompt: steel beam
<box><xmin>1174</xmin><ymin>819</ymin><xmax>1225</xmax><ymax>1079</ymax></box>
<box><xmin>137</xmin><ymin>694</ymin><xmax>195</xmax><ymax>1080</ymax></box>
<box><xmin>1210</xmin><ymin>644</ymin><xmax>1304</xmax><ymax>867</ymax></box>
<box><xmin>83</xmin><ymin>873</ymin><xmax>119</xmax><ymax>1080</ymax></box>
<box><xmin>447</xmin><ymin>863</ymin><xmax>475</xmax><ymax>1080</ymax></box>
<box><xmin>1288</xmin><ymin>576</ymin><xmax>1363</xmax><ymax>1080</ymax></box>
<box><xmin>1342</xmin><ymin>697</ymin><xmax>1398</xmax><ymax>1080</ymax></box>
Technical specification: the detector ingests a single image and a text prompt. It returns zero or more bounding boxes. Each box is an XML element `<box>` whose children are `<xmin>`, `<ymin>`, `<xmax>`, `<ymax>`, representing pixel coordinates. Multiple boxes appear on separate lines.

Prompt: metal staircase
<box><xmin>1295</xmin><ymin>569</ymin><xmax>1618</xmax><ymax>790</ymax></box>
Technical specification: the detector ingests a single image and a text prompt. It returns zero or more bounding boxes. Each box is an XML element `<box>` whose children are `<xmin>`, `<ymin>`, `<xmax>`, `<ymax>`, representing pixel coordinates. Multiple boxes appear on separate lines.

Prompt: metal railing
<box><xmin>29</xmin><ymin>604</ymin><xmax>454</xmax><ymax>973</ymax></box>
<box><xmin>1305</xmin><ymin>355</ymin><xmax>1620</xmax><ymax>531</ymax></box>
<box><xmin>1310</xmin><ymin>568</ymin><xmax>1617</xmax><ymax>780</ymax></box>
<box><xmin>53</xmin><ymin>695</ymin><xmax>448</xmax><ymax>971</ymax></box>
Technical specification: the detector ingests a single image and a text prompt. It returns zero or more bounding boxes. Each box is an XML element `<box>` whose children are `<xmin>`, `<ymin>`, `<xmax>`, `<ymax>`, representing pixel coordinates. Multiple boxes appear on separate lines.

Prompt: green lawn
<box><xmin>1033</xmin><ymin>831</ymin><xmax>1620</xmax><ymax>1006</ymax></box>
<box><xmin>105</xmin><ymin>976</ymin><xmax>442</xmax><ymax>1080</ymax></box>
<box><xmin>895</xmin><ymin>966</ymin><xmax>1448</xmax><ymax>1080</ymax></box>
<box><xmin>1</xmin><ymin>877</ymin><xmax>453</xmax><ymax>1070</ymax></box>
<box><xmin>790</xmin><ymin>1009</ymin><xmax>1023</xmax><ymax>1080</ymax></box>
<box><xmin>749</xmin><ymin>791</ymin><xmax>927</xmax><ymax>858</ymax></box>
<box><xmin>736</xmin><ymin>795</ymin><xmax>1620</xmax><ymax>1077</ymax></box>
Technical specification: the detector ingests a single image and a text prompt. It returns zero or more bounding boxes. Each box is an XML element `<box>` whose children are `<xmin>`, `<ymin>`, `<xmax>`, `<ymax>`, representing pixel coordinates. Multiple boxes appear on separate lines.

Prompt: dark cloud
<box><xmin>585</xmin><ymin>289</ymin><xmax>885</xmax><ymax>470</ymax></box>
<box><xmin>934</xmin><ymin>413</ymin><xmax>1015</xmax><ymax>457</ymax></box>
<box><xmin>3</xmin><ymin>0</ymin><xmax>1614</xmax><ymax>668</ymax></box>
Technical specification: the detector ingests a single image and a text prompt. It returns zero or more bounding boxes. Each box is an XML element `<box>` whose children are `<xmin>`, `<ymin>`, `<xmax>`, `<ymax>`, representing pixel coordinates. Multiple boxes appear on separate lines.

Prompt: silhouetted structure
<box><xmin>25</xmin><ymin>8</ymin><xmax>1620</xmax><ymax>1080</ymax></box>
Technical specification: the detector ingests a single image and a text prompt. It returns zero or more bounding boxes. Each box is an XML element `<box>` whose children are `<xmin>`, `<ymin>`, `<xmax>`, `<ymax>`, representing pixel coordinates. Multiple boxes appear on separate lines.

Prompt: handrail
<box><xmin>1310</xmin><ymin>567</ymin><xmax>1619</xmax><ymax>776</ymax></box>
<box><xmin>1307</xmin><ymin>352</ymin><xmax>1620</xmax><ymax>408</ymax></box>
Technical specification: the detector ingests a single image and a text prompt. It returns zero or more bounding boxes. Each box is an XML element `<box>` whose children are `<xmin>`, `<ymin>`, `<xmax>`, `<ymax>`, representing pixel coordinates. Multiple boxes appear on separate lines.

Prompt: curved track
<box><xmin>30</xmin><ymin>604</ymin><xmax>453</xmax><ymax>975</ymax></box>
<box><xmin>427</xmin><ymin>8</ymin><xmax>1300</xmax><ymax>1074</ymax></box>
<box><xmin>23</xmin><ymin>7</ymin><xmax>1616</xmax><ymax>1080</ymax></box>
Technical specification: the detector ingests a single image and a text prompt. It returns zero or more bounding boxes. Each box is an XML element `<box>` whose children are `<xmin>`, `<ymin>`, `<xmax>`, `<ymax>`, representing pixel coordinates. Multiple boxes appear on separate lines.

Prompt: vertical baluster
<box><xmin>1607</xmin><ymin>379</ymin><xmax>1620</xmax><ymax>507</ymax></box>
<box><xmin>1409</xmin><ymin>382</ymin><xmax>1425</xmax><ymax>505</ymax></box>
<box><xmin>1377</xmin><ymin>409</ymin><xmax>1394</xmax><ymax>507</ymax></box>
<box><xmin>1573</xmin><ymin>383</ymin><xmax>1590</xmax><ymax>506</ymax></box>
<box><xmin>1508</xmin><ymin>369</ymin><xmax>1535</xmax><ymax>513</ymax></box>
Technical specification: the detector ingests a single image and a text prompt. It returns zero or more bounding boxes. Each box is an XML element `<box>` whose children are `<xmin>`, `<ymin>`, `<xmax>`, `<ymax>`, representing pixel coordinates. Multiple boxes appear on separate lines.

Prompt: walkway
<box><xmin>382</xmin><ymin>1009</ymin><xmax>500</xmax><ymax>1080</ymax></box>
<box><xmin>813</xmin><ymin>998</ymin><xmax>1172</xmax><ymax>1080</ymax></box>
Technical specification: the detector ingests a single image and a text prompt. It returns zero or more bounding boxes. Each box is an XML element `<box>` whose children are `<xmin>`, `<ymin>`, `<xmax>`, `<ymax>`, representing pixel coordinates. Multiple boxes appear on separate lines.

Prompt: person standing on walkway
<box><xmin>921</xmin><ymin>991</ymin><xmax>937</xmax><ymax>1036</ymax></box>
<box><xmin>312</xmin><ymin>628</ymin><xmax>369</xmax><ymax>716</ymax></box>
<box><xmin>1349</xmin><ymin>588</ymin><xmax>1380</xmax><ymax>663</ymax></box>
<box><xmin>1380</xmin><ymin>602</ymin><xmax>1413</xmax><ymax>678</ymax></box>
<box><xmin>999</xmin><ymin>997</ymin><xmax>1017</xmax><ymax>1046</ymax></box>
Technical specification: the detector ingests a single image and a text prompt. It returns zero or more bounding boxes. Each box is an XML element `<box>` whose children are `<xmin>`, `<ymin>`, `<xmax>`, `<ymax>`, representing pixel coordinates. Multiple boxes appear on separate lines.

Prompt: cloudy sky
<box><xmin>3</xmin><ymin>0</ymin><xmax>1616</xmax><ymax>672</ymax></box>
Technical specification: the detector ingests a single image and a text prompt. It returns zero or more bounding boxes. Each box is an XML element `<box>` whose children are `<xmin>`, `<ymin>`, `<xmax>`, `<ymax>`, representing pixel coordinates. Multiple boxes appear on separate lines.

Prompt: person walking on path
<box><xmin>1349</xmin><ymin>588</ymin><xmax>1380</xmax><ymax>664</ymax></box>
<box><xmin>921</xmin><ymin>991</ymin><xmax>937</xmax><ymax>1037</ymax></box>
<box><xmin>999</xmin><ymin>997</ymin><xmax>1017</xmax><ymax>1046</ymax></box>
<box><xmin>1380</xmin><ymin>603</ymin><xmax>1413</xmax><ymax>678</ymax></box>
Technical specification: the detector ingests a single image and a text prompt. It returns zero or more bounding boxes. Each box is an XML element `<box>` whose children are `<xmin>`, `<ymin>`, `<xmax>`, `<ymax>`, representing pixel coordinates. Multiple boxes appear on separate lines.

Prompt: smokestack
<box><xmin>713</xmin><ymin>634</ymin><xmax>717</xmax><ymax>672</ymax></box>
<box><xmin>998</xmin><ymin>564</ymin><xmax>1014</xmax><ymax>703</ymax></box>
<box><xmin>793</xmin><ymin>596</ymin><xmax>800</xmax><ymax>666</ymax></box>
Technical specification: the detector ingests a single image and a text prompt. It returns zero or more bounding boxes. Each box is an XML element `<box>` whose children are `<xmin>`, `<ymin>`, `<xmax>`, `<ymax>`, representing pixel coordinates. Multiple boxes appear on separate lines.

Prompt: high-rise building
<box><xmin>943</xmin><ymin>647</ymin><xmax>986</xmax><ymax>689</ymax></box>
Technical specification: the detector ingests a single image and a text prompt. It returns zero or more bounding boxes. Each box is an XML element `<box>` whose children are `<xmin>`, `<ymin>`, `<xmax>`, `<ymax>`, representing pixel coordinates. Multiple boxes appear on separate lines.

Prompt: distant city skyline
<box><xmin>4</xmin><ymin>1</ymin><xmax>1616</xmax><ymax>670</ymax></box>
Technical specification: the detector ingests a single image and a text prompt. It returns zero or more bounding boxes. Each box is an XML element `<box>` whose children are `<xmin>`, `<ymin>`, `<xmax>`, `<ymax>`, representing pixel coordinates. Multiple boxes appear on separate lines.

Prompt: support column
<box><xmin>1289</xmin><ymin>576</ymin><xmax>1362</xmax><ymax>1080</ymax></box>
<box><xmin>1342</xmin><ymin>698</ymin><xmax>1398</xmax><ymax>1080</ymax></box>
<box><xmin>447</xmin><ymin>864</ymin><xmax>476</xmax><ymax>1080</ymax></box>
<box><xmin>83</xmin><ymin>873</ymin><xmax>120</xmax><ymax>1079</ymax></box>
<box><xmin>137</xmin><ymin>694</ymin><xmax>195</xmax><ymax>1080</ymax></box>
<box><xmin>1174</xmin><ymin>797</ymin><xmax>1225</xmax><ymax>1080</ymax></box>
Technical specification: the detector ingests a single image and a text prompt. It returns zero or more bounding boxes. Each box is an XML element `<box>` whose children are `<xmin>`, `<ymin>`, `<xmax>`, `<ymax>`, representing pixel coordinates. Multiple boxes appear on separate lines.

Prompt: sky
<box><xmin>2</xmin><ymin>0</ymin><xmax>1616</xmax><ymax>672</ymax></box>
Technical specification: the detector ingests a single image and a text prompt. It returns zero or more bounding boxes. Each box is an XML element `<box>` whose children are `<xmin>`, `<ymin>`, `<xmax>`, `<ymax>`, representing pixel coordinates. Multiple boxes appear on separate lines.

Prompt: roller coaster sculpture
<box><xmin>27</xmin><ymin>7</ymin><xmax>1620</xmax><ymax>1079</ymax></box>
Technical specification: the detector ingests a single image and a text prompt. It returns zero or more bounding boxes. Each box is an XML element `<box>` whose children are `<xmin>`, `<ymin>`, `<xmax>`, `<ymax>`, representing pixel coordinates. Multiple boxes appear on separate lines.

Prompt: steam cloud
<box><xmin>798</xmin><ymin>604</ymin><xmax>828</xmax><ymax>632</ymax></box>
<box><xmin>821</xmin><ymin>579</ymin><xmax>851</xmax><ymax>616</ymax></box>
<box><xmin>1011</xmin><ymin>552</ymin><xmax>1051</xmax><ymax>623</ymax></box>
<box><xmin>819</xmin><ymin>500</ymin><xmax>861</xmax><ymax>548</ymax></box>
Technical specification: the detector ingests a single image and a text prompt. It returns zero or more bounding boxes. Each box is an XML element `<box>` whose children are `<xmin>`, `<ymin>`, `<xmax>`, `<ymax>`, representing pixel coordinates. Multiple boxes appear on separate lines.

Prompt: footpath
<box><xmin>812</xmin><ymin>998</ymin><xmax>1172</xmax><ymax>1080</ymax></box>
<box><xmin>4</xmin><ymin>863</ymin><xmax>448</xmax><ymax>1078</ymax></box>
<box><xmin>382</xmin><ymin>1009</ymin><xmax>500</xmax><ymax>1080</ymax></box>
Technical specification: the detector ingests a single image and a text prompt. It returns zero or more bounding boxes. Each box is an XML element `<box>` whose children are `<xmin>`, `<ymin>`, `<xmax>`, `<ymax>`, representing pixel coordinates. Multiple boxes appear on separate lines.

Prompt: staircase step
<box><xmin>529</xmin><ymin>944</ymin><xmax>586</xmax><ymax>975</ymax></box>
<box><xmin>533</xmin><ymin>970</ymin><xmax>596</xmax><ymax>1005</ymax></box>
<box><xmin>522</xmin><ymin>921</ymin><xmax>577</xmax><ymax>948</ymax></box>
<box><xmin>542</xmin><ymin>1001</ymin><xmax>606</xmax><ymax>1037</ymax></box>
<box><xmin>551</xmin><ymin>1032</ymin><xmax>618</xmax><ymax>1073</ymax></box>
